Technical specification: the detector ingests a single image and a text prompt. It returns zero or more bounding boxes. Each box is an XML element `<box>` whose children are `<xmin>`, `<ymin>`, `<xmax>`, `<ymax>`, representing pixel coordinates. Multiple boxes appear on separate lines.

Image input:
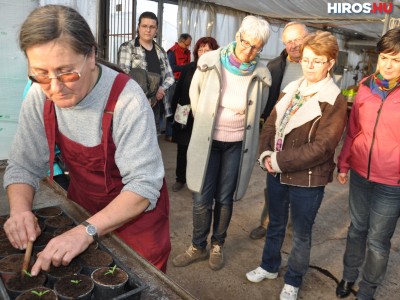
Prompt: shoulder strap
<box><xmin>102</xmin><ymin>73</ymin><xmax>131</xmax><ymax>191</ymax></box>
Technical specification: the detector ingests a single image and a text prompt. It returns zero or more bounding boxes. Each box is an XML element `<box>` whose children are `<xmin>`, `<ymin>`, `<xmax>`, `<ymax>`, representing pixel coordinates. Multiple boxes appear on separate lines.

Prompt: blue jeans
<box><xmin>261</xmin><ymin>174</ymin><xmax>324</xmax><ymax>287</ymax></box>
<box><xmin>192</xmin><ymin>140</ymin><xmax>242</xmax><ymax>249</ymax></box>
<box><xmin>342</xmin><ymin>170</ymin><xmax>400</xmax><ymax>300</ymax></box>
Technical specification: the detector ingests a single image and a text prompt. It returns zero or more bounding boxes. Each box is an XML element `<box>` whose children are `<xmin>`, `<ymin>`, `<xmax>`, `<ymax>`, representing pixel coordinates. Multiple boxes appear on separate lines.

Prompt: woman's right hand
<box><xmin>337</xmin><ymin>172</ymin><xmax>348</xmax><ymax>184</ymax></box>
<box><xmin>3</xmin><ymin>211</ymin><xmax>41</xmax><ymax>250</ymax></box>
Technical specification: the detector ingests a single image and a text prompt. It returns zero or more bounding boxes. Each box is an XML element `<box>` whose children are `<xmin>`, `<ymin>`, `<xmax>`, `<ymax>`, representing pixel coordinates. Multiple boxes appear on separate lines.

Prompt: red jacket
<box><xmin>338</xmin><ymin>76</ymin><xmax>400</xmax><ymax>186</ymax></box>
<box><xmin>168</xmin><ymin>43</ymin><xmax>191</xmax><ymax>80</ymax></box>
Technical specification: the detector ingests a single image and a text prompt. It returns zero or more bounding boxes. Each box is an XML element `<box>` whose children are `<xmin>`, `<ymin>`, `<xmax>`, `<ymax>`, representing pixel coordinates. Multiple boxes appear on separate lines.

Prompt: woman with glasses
<box><xmin>172</xmin><ymin>15</ymin><xmax>271</xmax><ymax>271</ymax></box>
<box><xmin>3</xmin><ymin>5</ymin><xmax>170</xmax><ymax>274</ymax></box>
<box><xmin>335</xmin><ymin>28</ymin><xmax>400</xmax><ymax>300</ymax></box>
<box><xmin>246</xmin><ymin>31</ymin><xmax>347</xmax><ymax>300</ymax></box>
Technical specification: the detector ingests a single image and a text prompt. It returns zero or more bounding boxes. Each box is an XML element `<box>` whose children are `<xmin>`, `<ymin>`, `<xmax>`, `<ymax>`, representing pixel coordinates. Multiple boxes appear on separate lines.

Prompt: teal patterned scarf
<box><xmin>220</xmin><ymin>41</ymin><xmax>259</xmax><ymax>76</ymax></box>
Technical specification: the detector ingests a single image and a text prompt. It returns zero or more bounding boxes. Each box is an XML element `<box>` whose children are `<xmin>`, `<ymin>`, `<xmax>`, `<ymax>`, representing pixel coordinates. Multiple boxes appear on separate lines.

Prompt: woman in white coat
<box><xmin>172</xmin><ymin>15</ymin><xmax>271</xmax><ymax>271</ymax></box>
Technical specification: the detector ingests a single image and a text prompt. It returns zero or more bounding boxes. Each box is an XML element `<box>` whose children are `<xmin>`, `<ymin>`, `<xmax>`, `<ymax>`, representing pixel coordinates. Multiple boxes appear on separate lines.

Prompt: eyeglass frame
<box><xmin>28</xmin><ymin>54</ymin><xmax>88</xmax><ymax>84</ymax></box>
<box><xmin>239</xmin><ymin>32</ymin><xmax>263</xmax><ymax>54</ymax></box>
<box><xmin>300</xmin><ymin>57</ymin><xmax>332</xmax><ymax>68</ymax></box>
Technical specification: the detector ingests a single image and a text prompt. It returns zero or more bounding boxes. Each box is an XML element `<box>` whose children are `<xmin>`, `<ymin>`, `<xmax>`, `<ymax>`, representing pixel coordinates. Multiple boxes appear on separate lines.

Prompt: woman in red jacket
<box><xmin>336</xmin><ymin>28</ymin><xmax>400</xmax><ymax>300</ymax></box>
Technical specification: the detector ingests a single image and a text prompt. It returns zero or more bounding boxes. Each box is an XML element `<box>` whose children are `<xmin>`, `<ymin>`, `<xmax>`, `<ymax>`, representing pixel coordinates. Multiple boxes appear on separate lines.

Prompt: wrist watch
<box><xmin>81</xmin><ymin>221</ymin><xmax>98</xmax><ymax>242</ymax></box>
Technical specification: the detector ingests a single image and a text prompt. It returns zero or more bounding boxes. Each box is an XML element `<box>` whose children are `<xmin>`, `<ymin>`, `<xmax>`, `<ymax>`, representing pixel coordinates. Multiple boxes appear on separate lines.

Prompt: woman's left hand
<box><xmin>30</xmin><ymin>225</ymin><xmax>92</xmax><ymax>276</ymax></box>
<box><xmin>264</xmin><ymin>156</ymin><xmax>275</xmax><ymax>174</ymax></box>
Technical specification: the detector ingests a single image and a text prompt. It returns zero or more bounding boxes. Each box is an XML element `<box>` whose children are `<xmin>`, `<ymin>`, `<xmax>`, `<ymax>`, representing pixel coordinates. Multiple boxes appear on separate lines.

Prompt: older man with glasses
<box><xmin>249</xmin><ymin>22</ymin><xmax>309</xmax><ymax>240</ymax></box>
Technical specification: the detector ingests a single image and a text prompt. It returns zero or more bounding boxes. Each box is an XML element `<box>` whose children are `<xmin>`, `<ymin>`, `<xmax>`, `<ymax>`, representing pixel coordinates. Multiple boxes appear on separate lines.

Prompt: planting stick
<box><xmin>21</xmin><ymin>240</ymin><xmax>33</xmax><ymax>278</ymax></box>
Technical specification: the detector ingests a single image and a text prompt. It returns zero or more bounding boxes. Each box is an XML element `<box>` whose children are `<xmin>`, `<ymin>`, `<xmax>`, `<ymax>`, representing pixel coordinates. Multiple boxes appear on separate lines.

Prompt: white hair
<box><xmin>238</xmin><ymin>15</ymin><xmax>271</xmax><ymax>46</ymax></box>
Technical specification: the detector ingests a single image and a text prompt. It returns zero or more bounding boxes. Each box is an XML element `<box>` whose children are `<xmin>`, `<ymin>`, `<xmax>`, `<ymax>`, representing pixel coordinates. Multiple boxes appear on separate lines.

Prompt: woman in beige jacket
<box><xmin>172</xmin><ymin>15</ymin><xmax>271</xmax><ymax>271</ymax></box>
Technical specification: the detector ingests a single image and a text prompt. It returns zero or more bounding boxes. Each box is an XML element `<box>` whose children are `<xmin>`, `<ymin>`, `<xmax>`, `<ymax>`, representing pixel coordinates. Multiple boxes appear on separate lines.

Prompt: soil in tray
<box><xmin>5</xmin><ymin>272</ymin><xmax>47</xmax><ymax>296</ymax></box>
<box><xmin>53</xmin><ymin>225</ymin><xmax>74</xmax><ymax>236</ymax></box>
<box><xmin>15</xmin><ymin>287</ymin><xmax>58</xmax><ymax>300</ymax></box>
<box><xmin>47</xmin><ymin>258</ymin><xmax>82</xmax><ymax>287</ymax></box>
<box><xmin>91</xmin><ymin>266</ymin><xmax>129</xmax><ymax>300</ymax></box>
<box><xmin>0</xmin><ymin>240</ymin><xmax>23</xmax><ymax>258</ymax></box>
<box><xmin>54</xmin><ymin>274</ymin><xmax>94</xmax><ymax>299</ymax></box>
<box><xmin>33</xmin><ymin>232</ymin><xmax>54</xmax><ymax>252</ymax></box>
<box><xmin>78</xmin><ymin>248</ymin><xmax>113</xmax><ymax>275</ymax></box>
<box><xmin>44</xmin><ymin>215</ymin><xmax>74</xmax><ymax>233</ymax></box>
<box><xmin>0</xmin><ymin>215</ymin><xmax>8</xmax><ymax>226</ymax></box>
<box><xmin>92</xmin><ymin>266</ymin><xmax>129</xmax><ymax>286</ymax></box>
<box><xmin>34</xmin><ymin>207</ymin><xmax>63</xmax><ymax>219</ymax></box>
<box><xmin>0</xmin><ymin>226</ymin><xmax>8</xmax><ymax>241</ymax></box>
<box><xmin>0</xmin><ymin>254</ymin><xmax>27</xmax><ymax>279</ymax></box>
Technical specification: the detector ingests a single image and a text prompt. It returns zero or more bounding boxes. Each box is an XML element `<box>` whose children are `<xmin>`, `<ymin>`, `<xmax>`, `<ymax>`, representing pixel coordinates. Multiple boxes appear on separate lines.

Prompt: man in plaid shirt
<box><xmin>118</xmin><ymin>11</ymin><xmax>175</xmax><ymax>134</ymax></box>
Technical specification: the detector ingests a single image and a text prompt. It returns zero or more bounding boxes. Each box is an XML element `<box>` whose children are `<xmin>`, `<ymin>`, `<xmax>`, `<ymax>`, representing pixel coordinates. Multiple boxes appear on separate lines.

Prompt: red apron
<box><xmin>43</xmin><ymin>73</ymin><xmax>171</xmax><ymax>272</ymax></box>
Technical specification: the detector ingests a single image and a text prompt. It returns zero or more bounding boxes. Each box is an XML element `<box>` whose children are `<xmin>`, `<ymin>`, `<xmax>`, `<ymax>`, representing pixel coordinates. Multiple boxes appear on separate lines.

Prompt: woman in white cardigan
<box><xmin>172</xmin><ymin>15</ymin><xmax>271</xmax><ymax>271</ymax></box>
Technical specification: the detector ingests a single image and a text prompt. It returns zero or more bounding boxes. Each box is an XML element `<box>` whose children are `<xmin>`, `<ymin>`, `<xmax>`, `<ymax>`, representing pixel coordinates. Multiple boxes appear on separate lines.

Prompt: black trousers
<box><xmin>176</xmin><ymin>144</ymin><xmax>188</xmax><ymax>183</ymax></box>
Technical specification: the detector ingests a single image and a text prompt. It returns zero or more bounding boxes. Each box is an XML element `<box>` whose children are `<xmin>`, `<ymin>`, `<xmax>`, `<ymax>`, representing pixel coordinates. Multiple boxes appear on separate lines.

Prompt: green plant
<box><xmin>23</xmin><ymin>269</ymin><xmax>32</xmax><ymax>277</ymax></box>
<box><xmin>70</xmin><ymin>279</ymin><xmax>82</xmax><ymax>284</ymax></box>
<box><xmin>31</xmin><ymin>289</ymin><xmax>50</xmax><ymax>297</ymax></box>
<box><xmin>104</xmin><ymin>264</ymin><xmax>117</xmax><ymax>275</ymax></box>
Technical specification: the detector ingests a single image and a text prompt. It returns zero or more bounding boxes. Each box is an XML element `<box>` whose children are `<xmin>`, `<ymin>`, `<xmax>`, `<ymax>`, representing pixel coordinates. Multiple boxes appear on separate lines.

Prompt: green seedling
<box><xmin>31</xmin><ymin>289</ymin><xmax>50</xmax><ymax>297</ymax></box>
<box><xmin>104</xmin><ymin>264</ymin><xmax>117</xmax><ymax>275</ymax></box>
<box><xmin>70</xmin><ymin>279</ymin><xmax>82</xmax><ymax>284</ymax></box>
<box><xmin>23</xmin><ymin>269</ymin><xmax>32</xmax><ymax>277</ymax></box>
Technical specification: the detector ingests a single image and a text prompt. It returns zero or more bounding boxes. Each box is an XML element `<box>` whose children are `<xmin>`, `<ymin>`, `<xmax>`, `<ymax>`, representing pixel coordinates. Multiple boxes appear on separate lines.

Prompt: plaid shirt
<box><xmin>118</xmin><ymin>37</ymin><xmax>175</xmax><ymax>92</ymax></box>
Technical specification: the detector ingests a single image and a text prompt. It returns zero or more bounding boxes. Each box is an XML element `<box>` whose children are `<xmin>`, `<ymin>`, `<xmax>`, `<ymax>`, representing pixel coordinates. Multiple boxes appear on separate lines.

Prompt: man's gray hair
<box><xmin>238</xmin><ymin>15</ymin><xmax>271</xmax><ymax>46</ymax></box>
<box><xmin>282</xmin><ymin>22</ymin><xmax>309</xmax><ymax>35</ymax></box>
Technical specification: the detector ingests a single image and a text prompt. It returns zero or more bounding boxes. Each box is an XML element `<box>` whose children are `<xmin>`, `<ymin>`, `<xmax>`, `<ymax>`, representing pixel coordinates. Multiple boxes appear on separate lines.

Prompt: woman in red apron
<box><xmin>3</xmin><ymin>5</ymin><xmax>170</xmax><ymax>275</ymax></box>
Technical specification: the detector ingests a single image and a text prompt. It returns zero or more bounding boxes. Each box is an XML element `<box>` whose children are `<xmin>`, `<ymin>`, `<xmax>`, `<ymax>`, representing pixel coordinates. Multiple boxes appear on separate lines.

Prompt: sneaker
<box><xmin>246</xmin><ymin>266</ymin><xmax>278</xmax><ymax>283</ymax></box>
<box><xmin>172</xmin><ymin>245</ymin><xmax>208</xmax><ymax>267</ymax></box>
<box><xmin>172</xmin><ymin>181</ymin><xmax>184</xmax><ymax>192</ymax></box>
<box><xmin>209</xmin><ymin>244</ymin><xmax>224</xmax><ymax>271</ymax></box>
<box><xmin>280</xmin><ymin>284</ymin><xmax>299</xmax><ymax>300</ymax></box>
<box><xmin>249</xmin><ymin>225</ymin><xmax>267</xmax><ymax>239</ymax></box>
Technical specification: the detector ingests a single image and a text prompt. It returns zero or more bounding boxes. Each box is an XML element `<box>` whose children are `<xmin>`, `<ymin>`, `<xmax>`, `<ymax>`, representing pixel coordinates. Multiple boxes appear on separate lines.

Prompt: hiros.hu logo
<box><xmin>327</xmin><ymin>1</ymin><xmax>393</xmax><ymax>14</ymax></box>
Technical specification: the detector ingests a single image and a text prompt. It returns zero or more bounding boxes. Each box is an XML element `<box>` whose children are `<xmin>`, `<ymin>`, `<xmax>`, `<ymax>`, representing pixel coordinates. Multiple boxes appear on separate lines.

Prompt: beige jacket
<box><xmin>187</xmin><ymin>49</ymin><xmax>271</xmax><ymax>200</ymax></box>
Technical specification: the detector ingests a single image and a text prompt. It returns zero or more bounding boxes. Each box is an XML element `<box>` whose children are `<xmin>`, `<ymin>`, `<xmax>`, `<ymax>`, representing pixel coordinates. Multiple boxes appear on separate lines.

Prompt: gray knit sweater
<box><xmin>3</xmin><ymin>64</ymin><xmax>164</xmax><ymax>210</ymax></box>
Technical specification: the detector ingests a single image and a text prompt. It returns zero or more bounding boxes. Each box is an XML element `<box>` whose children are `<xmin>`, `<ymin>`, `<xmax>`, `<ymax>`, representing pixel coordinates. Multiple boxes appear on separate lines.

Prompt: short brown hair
<box><xmin>300</xmin><ymin>31</ymin><xmax>339</xmax><ymax>61</ymax></box>
<box><xmin>377</xmin><ymin>28</ymin><xmax>400</xmax><ymax>54</ymax></box>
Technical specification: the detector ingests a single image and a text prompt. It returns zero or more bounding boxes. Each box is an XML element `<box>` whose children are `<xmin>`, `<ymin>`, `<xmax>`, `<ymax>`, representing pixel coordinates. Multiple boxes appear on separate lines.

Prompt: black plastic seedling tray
<box><xmin>0</xmin><ymin>206</ymin><xmax>148</xmax><ymax>300</ymax></box>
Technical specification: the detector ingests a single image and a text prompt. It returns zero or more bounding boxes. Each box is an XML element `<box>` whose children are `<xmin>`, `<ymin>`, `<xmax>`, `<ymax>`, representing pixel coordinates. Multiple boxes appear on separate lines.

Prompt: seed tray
<box><xmin>0</xmin><ymin>206</ymin><xmax>148</xmax><ymax>300</ymax></box>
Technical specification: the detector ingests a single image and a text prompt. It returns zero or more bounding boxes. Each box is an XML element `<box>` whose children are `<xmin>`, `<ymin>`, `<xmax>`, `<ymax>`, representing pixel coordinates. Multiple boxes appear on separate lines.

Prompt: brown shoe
<box><xmin>209</xmin><ymin>244</ymin><xmax>224</xmax><ymax>271</ymax></box>
<box><xmin>250</xmin><ymin>225</ymin><xmax>267</xmax><ymax>240</ymax></box>
<box><xmin>172</xmin><ymin>245</ymin><xmax>208</xmax><ymax>267</ymax></box>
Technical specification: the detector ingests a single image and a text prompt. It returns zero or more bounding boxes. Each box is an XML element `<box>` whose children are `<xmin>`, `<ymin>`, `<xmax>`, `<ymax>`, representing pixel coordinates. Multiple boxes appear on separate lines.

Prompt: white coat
<box><xmin>187</xmin><ymin>48</ymin><xmax>271</xmax><ymax>200</ymax></box>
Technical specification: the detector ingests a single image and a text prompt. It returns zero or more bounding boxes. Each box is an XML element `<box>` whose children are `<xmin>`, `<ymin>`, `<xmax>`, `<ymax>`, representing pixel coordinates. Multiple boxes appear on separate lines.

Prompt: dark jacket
<box><xmin>262</xmin><ymin>49</ymin><xmax>288</xmax><ymax>119</ymax></box>
<box><xmin>170</xmin><ymin>62</ymin><xmax>196</xmax><ymax>145</ymax></box>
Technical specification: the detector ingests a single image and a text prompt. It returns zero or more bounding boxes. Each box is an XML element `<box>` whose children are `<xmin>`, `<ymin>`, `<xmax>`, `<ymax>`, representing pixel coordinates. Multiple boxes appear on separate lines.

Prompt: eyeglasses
<box><xmin>239</xmin><ymin>33</ymin><xmax>263</xmax><ymax>54</ymax></box>
<box><xmin>140</xmin><ymin>24</ymin><xmax>157</xmax><ymax>31</ymax></box>
<box><xmin>284</xmin><ymin>38</ymin><xmax>303</xmax><ymax>47</ymax></box>
<box><xmin>28</xmin><ymin>55</ymin><xmax>88</xmax><ymax>84</ymax></box>
<box><xmin>300</xmin><ymin>58</ymin><xmax>330</xmax><ymax>68</ymax></box>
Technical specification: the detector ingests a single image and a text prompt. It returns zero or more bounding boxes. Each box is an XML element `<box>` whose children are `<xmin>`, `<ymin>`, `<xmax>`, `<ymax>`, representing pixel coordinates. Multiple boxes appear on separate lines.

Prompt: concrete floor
<box><xmin>1</xmin><ymin>138</ymin><xmax>400</xmax><ymax>300</ymax></box>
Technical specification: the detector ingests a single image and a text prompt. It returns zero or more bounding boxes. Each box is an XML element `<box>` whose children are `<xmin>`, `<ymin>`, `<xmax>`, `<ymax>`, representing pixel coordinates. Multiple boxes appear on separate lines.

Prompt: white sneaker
<box><xmin>280</xmin><ymin>284</ymin><xmax>299</xmax><ymax>300</ymax></box>
<box><xmin>246</xmin><ymin>266</ymin><xmax>278</xmax><ymax>283</ymax></box>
